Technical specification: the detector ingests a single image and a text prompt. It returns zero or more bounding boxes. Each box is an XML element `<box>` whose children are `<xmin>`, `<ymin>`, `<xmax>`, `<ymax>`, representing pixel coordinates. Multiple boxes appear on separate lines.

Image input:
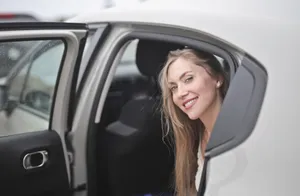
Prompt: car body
<box><xmin>0</xmin><ymin>0</ymin><xmax>298</xmax><ymax>196</ymax></box>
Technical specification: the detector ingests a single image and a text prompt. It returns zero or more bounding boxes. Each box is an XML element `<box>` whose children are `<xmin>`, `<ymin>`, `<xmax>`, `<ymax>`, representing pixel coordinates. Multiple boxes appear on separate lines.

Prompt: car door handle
<box><xmin>22</xmin><ymin>150</ymin><xmax>48</xmax><ymax>170</ymax></box>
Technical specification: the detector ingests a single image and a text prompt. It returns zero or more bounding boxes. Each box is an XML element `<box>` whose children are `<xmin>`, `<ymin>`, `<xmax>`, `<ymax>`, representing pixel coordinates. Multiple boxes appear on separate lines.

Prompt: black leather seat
<box><xmin>97</xmin><ymin>39</ymin><xmax>183</xmax><ymax>196</ymax></box>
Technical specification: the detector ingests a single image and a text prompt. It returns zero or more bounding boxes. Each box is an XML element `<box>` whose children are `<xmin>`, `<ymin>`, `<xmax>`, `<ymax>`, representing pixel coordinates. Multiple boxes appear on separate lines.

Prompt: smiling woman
<box><xmin>159</xmin><ymin>48</ymin><xmax>229</xmax><ymax>196</ymax></box>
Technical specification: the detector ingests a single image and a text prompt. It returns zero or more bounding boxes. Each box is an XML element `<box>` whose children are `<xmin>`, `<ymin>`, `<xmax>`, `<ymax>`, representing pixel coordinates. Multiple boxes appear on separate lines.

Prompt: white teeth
<box><xmin>184</xmin><ymin>98</ymin><xmax>196</xmax><ymax>108</ymax></box>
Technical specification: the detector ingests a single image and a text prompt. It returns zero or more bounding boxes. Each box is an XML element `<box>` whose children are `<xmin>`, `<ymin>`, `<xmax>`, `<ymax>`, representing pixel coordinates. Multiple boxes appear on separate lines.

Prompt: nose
<box><xmin>177</xmin><ymin>85</ymin><xmax>188</xmax><ymax>99</ymax></box>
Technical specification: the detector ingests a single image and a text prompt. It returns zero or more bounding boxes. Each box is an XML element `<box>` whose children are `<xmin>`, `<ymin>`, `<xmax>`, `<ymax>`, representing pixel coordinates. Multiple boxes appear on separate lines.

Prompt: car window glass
<box><xmin>0</xmin><ymin>29</ymin><xmax>101</xmax><ymax>137</ymax></box>
<box><xmin>0</xmin><ymin>39</ymin><xmax>66</xmax><ymax>137</ymax></box>
<box><xmin>8</xmin><ymin>62</ymin><xmax>30</xmax><ymax>100</ymax></box>
<box><xmin>21</xmin><ymin>42</ymin><xmax>64</xmax><ymax>115</ymax></box>
<box><xmin>0</xmin><ymin>41</ymin><xmax>37</xmax><ymax>78</ymax></box>
<box><xmin>119</xmin><ymin>40</ymin><xmax>137</xmax><ymax>65</ymax></box>
<box><xmin>5</xmin><ymin>31</ymin><xmax>96</xmax><ymax>116</ymax></box>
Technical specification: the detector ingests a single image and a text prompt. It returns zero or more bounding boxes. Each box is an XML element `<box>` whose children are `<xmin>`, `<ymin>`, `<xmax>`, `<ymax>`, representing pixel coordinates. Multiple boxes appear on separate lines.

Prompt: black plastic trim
<box><xmin>0</xmin><ymin>130</ymin><xmax>69</xmax><ymax>196</ymax></box>
<box><xmin>0</xmin><ymin>22</ymin><xmax>87</xmax><ymax>31</ymax></box>
<box><xmin>206</xmin><ymin>54</ymin><xmax>268</xmax><ymax>158</ymax></box>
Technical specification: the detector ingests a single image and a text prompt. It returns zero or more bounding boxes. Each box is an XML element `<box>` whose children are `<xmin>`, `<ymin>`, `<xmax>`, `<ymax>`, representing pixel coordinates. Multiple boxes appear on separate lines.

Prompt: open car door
<box><xmin>0</xmin><ymin>23</ymin><xmax>88</xmax><ymax>196</ymax></box>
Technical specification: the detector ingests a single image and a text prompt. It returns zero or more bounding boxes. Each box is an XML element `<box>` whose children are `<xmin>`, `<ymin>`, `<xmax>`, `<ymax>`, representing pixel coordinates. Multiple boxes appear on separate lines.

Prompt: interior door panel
<box><xmin>0</xmin><ymin>130</ymin><xmax>69</xmax><ymax>196</ymax></box>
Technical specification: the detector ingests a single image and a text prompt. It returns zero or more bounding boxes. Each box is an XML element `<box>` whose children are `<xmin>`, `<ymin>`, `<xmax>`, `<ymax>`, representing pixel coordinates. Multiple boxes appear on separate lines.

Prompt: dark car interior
<box><xmin>95</xmin><ymin>38</ymin><xmax>230</xmax><ymax>196</ymax></box>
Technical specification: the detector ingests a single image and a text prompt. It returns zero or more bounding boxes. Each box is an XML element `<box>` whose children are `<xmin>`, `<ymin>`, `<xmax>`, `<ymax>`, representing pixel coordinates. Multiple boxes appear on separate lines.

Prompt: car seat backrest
<box><xmin>135</xmin><ymin>40</ymin><xmax>185</xmax><ymax>96</ymax></box>
<box><xmin>98</xmin><ymin>39</ymin><xmax>183</xmax><ymax>196</ymax></box>
<box><xmin>135</xmin><ymin>39</ymin><xmax>183</xmax><ymax>78</ymax></box>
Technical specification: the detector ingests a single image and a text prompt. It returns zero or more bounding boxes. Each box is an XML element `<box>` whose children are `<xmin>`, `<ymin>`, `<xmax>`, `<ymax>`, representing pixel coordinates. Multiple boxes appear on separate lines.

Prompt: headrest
<box><xmin>135</xmin><ymin>39</ymin><xmax>184</xmax><ymax>77</ymax></box>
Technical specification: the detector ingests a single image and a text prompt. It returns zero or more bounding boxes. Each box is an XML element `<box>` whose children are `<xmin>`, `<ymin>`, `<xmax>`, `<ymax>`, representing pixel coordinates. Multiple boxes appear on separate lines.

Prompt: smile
<box><xmin>183</xmin><ymin>97</ymin><xmax>198</xmax><ymax>109</ymax></box>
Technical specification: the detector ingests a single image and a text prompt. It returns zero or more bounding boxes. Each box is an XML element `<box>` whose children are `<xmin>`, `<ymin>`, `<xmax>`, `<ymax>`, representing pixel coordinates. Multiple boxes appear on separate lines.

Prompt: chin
<box><xmin>187</xmin><ymin>113</ymin><xmax>201</xmax><ymax>120</ymax></box>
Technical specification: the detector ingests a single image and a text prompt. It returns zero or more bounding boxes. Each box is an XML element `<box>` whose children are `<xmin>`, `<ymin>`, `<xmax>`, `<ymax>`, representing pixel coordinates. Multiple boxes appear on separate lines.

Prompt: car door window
<box><xmin>8</xmin><ymin>62</ymin><xmax>30</xmax><ymax>101</ymax></box>
<box><xmin>0</xmin><ymin>41</ymin><xmax>37</xmax><ymax>78</ymax></box>
<box><xmin>21</xmin><ymin>42</ymin><xmax>64</xmax><ymax>115</ymax></box>
<box><xmin>1</xmin><ymin>29</ymin><xmax>100</xmax><ymax>136</ymax></box>
<box><xmin>0</xmin><ymin>40</ymin><xmax>66</xmax><ymax>136</ymax></box>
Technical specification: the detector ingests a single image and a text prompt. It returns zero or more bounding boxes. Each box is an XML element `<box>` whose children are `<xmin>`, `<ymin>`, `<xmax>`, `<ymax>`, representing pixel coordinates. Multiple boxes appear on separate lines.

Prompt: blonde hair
<box><xmin>158</xmin><ymin>48</ymin><xmax>228</xmax><ymax>196</ymax></box>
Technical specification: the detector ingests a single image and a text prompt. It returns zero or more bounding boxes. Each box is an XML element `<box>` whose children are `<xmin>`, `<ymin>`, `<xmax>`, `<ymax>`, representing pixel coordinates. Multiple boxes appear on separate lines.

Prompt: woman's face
<box><xmin>167</xmin><ymin>57</ymin><xmax>220</xmax><ymax>120</ymax></box>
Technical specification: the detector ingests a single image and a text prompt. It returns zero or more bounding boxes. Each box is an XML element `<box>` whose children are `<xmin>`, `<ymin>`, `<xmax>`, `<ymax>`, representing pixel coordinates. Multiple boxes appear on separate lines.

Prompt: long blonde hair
<box><xmin>159</xmin><ymin>48</ymin><xmax>228</xmax><ymax>196</ymax></box>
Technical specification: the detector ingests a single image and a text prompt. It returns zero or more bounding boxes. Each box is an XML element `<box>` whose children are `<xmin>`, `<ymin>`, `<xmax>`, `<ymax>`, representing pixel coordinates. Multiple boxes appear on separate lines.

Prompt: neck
<box><xmin>200</xmin><ymin>95</ymin><xmax>222</xmax><ymax>135</ymax></box>
<box><xmin>199</xmin><ymin>95</ymin><xmax>222</xmax><ymax>157</ymax></box>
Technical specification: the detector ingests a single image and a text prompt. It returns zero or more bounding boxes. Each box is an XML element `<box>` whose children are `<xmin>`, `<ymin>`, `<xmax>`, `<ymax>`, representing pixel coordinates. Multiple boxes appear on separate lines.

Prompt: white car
<box><xmin>0</xmin><ymin>0</ymin><xmax>298</xmax><ymax>196</ymax></box>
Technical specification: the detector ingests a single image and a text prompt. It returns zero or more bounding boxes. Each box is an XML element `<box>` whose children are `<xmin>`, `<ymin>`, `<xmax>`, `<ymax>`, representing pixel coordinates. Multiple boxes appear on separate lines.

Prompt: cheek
<box><xmin>194</xmin><ymin>76</ymin><xmax>216</xmax><ymax>95</ymax></box>
<box><xmin>172</xmin><ymin>94</ymin><xmax>182</xmax><ymax>108</ymax></box>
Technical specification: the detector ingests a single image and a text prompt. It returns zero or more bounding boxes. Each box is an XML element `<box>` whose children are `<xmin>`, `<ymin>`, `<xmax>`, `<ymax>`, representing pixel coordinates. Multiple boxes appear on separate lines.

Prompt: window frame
<box><xmin>84</xmin><ymin>23</ymin><xmax>241</xmax><ymax>196</ymax></box>
<box><xmin>3</xmin><ymin>26</ymin><xmax>102</xmax><ymax>121</ymax></box>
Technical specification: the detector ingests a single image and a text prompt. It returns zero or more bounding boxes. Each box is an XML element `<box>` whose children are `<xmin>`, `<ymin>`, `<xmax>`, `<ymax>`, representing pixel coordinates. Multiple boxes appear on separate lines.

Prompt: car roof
<box><xmin>69</xmin><ymin>0</ymin><xmax>298</xmax><ymax>24</ymax></box>
<box><xmin>67</xmin><ymin>0</ymin><xmax>299</xmax><ymax>70</ymax></box>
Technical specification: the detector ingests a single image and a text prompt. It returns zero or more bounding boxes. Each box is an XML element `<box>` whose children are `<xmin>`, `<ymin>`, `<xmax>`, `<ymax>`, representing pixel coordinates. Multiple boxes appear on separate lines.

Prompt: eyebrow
<box><xmin>179</xmin><ymin>71</ymin><xmax>192</xmax><ymax>80</ymax></box>
<box><xmin>168</xmin><ymin>71</ymin><xmax>192</xmax><ymax>85</ymax></box>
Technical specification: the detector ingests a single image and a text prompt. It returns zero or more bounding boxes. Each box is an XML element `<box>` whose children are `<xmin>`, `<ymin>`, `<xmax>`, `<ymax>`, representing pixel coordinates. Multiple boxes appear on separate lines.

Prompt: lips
<box><xmin>183</xmin><ymin>97</ymin><xmax>198</xmax><ymax>109</ymax></box>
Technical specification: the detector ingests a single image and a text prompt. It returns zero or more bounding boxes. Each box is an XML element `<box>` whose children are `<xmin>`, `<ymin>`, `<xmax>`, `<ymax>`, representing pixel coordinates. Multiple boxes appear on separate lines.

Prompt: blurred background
<box><xmin>0</xmin><ymin>0</ymin><xmax>146</xmax><ymax>22</ymax></box>
<box><xmin>0</xmin><ymin>0</ymin><xmax>147</xmax><ymax>78</ymax></box>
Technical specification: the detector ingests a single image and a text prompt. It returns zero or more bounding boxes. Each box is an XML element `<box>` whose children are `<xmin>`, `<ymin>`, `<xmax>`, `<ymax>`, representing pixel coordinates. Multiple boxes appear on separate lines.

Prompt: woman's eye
<box><xmin>185</xmin><ymin>76</ymin><xmax>193</xmax><ymax>83</ymax></box>
<box><xmin>170</xmin><ymin>86</ymin><xmax>177</xmax><ymax>92</ymax></box>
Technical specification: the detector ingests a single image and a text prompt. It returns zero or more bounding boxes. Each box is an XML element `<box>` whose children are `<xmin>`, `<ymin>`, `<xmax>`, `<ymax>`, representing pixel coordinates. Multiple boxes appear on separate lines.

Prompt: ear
<box><xmin>216</xmin><ymin>75</ymin><xmax>224</xmax><ymax>88</ymax></box>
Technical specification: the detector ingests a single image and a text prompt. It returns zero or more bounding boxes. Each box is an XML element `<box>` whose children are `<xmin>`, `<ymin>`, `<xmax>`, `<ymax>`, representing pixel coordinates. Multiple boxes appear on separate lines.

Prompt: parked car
<box><xmin>0</xmin><ymin>13</ymin><xmax>39</xmax><ymax>23</ymax></box>
<box><xmin>0</xmin><ymin>1</ymin><xmax>298</xmax><ymax>196</ymax></box>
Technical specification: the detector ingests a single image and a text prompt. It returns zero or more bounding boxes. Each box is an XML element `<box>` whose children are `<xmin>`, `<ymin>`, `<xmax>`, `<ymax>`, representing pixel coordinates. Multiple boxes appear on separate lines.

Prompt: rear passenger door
<box><xmin>0</xmin><ymin>23</ymin><xmax>89</xmax><ymax>196</ymax></box>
